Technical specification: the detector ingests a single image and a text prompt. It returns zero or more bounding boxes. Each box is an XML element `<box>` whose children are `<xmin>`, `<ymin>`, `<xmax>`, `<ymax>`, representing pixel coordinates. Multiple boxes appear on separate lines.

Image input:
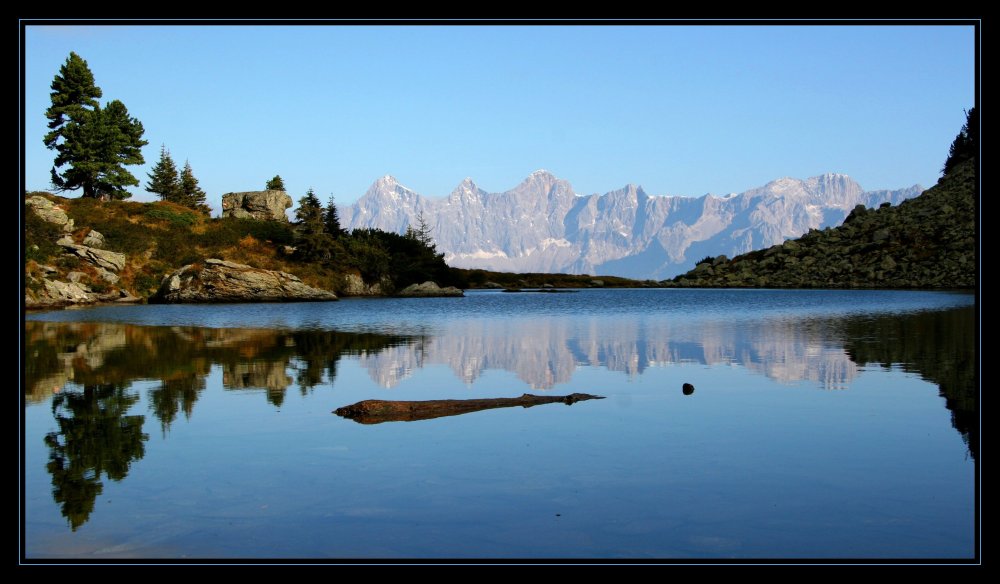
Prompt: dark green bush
<box><xmin>144</xmin><ymin>206</ymin><xmax>198</xmax><ymax>226</ymax></box>
<box><xmin>199</xmin><ymin>218</ymin><xmax>295</xmax><ymax>249</ymax></box>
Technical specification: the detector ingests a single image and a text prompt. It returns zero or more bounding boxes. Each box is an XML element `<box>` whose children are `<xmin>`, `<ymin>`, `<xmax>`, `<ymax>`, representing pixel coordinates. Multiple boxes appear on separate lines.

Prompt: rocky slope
<box><xmin>345</xmin><ymin>171</ymin><xmax>922</xmax><ymax>279</ymax></box>
<box><xmin>24</xmin><ymin>196</ymin><xmax>138</xmax><ymax>308</ymax></box>
<box><xmin>669</xmin><ymin>159</ymin><xmax>976</xmax><ymax>289</ymax></box>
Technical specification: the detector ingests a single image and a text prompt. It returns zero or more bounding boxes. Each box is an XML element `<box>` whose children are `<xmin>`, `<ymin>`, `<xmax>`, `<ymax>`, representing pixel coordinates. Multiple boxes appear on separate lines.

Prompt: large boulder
<box><xmin>221</xmin><ymin>190</ymin><xmax>292</xmax><ymax>221</ymax></box>
<box><xmin>151</xmin><ymin>258</ymin><xmax>338</xmax><ymax>303</ymax></box>
<box><xmin>25</xmin><ymin>195</ymin><xmax>74</xmax><ymax>232</ymax></box>
<box><xmin>396</xmin><ymin>281</ymin><xmax>464</xmax><ymax>298</ymax></box>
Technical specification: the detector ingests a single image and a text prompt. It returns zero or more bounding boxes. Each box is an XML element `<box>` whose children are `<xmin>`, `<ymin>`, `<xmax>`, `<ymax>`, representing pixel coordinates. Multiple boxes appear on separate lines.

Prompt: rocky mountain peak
<box><xmin>374</xmin><ymin>174</ymin><xmax>399</xmax><ymax>188</ymax></box>
<box><xmin>805</xmin><ymin>173</ymin><xmax>863</xmax><ymax>198</ymax></box>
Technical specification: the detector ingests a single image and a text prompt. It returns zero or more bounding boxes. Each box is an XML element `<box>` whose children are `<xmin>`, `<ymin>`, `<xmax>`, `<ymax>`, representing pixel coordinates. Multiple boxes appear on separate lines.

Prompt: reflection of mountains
<box><xmin>359</xmin><ymin>318</ymin><xmax>861</xmax><ymax>390</ymax></box>
<box><xmin>24</xmin><ymin>306</ymin><xmax>976</xmax><ymax>529</ymax></box>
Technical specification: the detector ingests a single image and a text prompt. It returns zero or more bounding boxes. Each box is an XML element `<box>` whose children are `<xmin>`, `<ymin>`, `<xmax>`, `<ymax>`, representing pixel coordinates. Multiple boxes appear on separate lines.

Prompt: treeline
<box><xmin>457</xmin><ymin>268</ymin><xmax>653</xmax><ymax>289</ymax></box>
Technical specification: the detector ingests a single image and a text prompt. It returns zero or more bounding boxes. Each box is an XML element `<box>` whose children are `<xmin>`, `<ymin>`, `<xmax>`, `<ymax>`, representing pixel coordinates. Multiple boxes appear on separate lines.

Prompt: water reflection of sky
<box><xmin>23</xmin><ymin>290</ymin><xmax>976</xmax><ymax>559</ymax></box>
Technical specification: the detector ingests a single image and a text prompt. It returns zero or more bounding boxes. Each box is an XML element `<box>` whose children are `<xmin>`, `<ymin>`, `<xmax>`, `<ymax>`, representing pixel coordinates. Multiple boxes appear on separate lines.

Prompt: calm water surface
<box><xmin>23</xmin><ymin>289</ymin><xmax>977</xmax><ymax>559</ymax></box>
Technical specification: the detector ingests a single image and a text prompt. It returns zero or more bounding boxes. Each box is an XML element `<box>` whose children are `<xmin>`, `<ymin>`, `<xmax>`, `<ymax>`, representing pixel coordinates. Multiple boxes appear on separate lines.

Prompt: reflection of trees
<box><xmin>26</xmin><ymin>322</ymin><xmax>420</xmax><ymax>531</ymax></box>
<box><xmin>25</xmin><ymin>322</ymin><xmax>419</xmax><ymax>418</ymax></box>
<box><xmin>43</xmin><ymin>383</ymin><xmax>148</xmax><ymax>531</ymax></box>
<box><xmin>149</xmin><ymin>374</ymin><xmax>207</xmax><ymax>435</ymax></box>
<box><xmin>839</xmin><ymin>306</ymin><xmax>976</xmax><ymax>459</ymax></box>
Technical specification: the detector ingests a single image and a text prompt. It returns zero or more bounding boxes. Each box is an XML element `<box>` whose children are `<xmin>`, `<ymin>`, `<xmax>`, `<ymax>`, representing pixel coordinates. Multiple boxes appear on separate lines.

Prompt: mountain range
<box><xmin>344</xmin><ymin>170</ymin><xmax>923</xmax><ymax>279</ymax></box>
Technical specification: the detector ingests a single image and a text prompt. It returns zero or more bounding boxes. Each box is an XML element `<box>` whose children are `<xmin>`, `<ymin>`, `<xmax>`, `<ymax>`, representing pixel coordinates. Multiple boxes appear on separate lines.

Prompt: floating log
<box><xmin>334</xmin><ymin>393</ymin><xmax>604</xmax><ymax>424</ymax></box>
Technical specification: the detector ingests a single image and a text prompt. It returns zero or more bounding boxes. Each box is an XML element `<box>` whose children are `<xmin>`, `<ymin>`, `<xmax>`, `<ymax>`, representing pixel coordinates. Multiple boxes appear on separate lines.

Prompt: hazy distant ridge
<box><xmin>345</xmin><ymin>170</ymin><xmax>922</xmax><ymax>279</ymax></box>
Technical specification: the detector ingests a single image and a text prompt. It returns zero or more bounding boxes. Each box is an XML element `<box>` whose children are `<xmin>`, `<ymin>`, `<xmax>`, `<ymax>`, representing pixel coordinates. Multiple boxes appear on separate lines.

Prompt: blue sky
<box><xmin>23</xmin><ymin>24</ymin><xmax>975</xmax><ymax>212</ymax></box>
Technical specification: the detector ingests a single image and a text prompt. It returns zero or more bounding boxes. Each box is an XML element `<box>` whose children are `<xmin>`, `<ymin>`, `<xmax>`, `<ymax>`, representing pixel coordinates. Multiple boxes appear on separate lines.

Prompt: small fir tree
<box><xmin>146</xmin><ymin>145</ymin><xmax>181</xmax><ymax>202</ymax></box>
<box><xmin>324</xmin><ymin>195</ymin><xmax>344</xmax><ymax>239</ymax></box>
<box><xmin>179</xmin><ymin>160</ymin><xmax>208</xmax><ymax>211</ymax></box>
<box><xmin>294</xmin><ymin>188</ymin><xmax>335</xmax><ymax>262</ymax></box>
<box><xmin>266</xmin><ymin>175</ymin><xmax>286</xmax><ymax>191</ymax></box>
<box><xmin>942</xmin><ymin>107</ymin><xmax>978</xmax><ymax>175</ymax></box>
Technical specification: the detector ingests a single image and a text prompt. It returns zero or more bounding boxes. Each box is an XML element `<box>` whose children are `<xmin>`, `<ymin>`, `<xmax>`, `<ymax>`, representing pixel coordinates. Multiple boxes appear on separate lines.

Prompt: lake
<box><xmin>23</xmin><ymin>289</ymin><xmax>977</xmax><ymax>560</ymax></box>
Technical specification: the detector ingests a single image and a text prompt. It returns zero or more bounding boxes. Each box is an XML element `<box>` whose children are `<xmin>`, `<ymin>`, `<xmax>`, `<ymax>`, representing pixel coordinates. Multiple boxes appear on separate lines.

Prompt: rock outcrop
<box><xmin>151</xmin><ymin>258</ymin><xmax>337</xmax><ymax>303</ymax></box>
<box><xmin>221</xmin><ymin>190</ymin><xmax>292</xmax><ymax>221</ymax></box>
<box><xmin>26</xmin><ymin>279</ymin><xmax>136</xmax><ymax>309</ymax></box>
<box><xmin>670</xmin><ymin>158</ymin><xmax>976</xmax><ymax>289</ymax></box>
<box><xmin>24</xmin><ymin>196</ymin><xmax>74</xmax><ymax>232</ymax></box>
<box><xmin>396</xmin><ymin>281</ymin><xmax>464</xmax><ymax>297</ymax></box>
<box><xmin>56</xmin><ymin>237</ymin><xmax>126</xmax><ymax>272</ymax></box>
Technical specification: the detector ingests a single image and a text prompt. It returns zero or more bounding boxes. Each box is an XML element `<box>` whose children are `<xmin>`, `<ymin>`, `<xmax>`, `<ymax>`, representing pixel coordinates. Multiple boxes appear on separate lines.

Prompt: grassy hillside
<box><xmin>670</xmin><ymin>158</ymin><xmax>976</xmax><ymax>289</ymax></box>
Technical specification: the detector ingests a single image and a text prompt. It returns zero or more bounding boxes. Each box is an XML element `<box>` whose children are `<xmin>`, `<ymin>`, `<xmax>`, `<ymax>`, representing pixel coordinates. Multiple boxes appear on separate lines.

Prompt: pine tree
<box><xmin>146</xmin><ymin>145</ymin><xmax>181</xmax><ymax>202</ymax></box>
<box><xmin>943</xmin><ymin>107</ymin><xmax>978</xmax><ymax>175</ymax></box>
<box><xmin>43</xmin><ymin>52</ymin><xmax>101</xmax><ymax>151</ymax></box>
<box><xmin>266</xmin><ymin>175</ymin><xmax>286</xmax><ymax>191</ymax></box>
<box><xmin>179</xmin><ymin>160</ymin><xmax>208</xmax><ymax>211</ymax></box>
<box><xmin>50</xmin><ymin>100</ymin><xmax>147</xmax><ymax>200</ymax></box>
<box><xmin>324</xmin><ymin>194</ymin><xmax>344</xmax><ymax>239</ymax></box>
<box><xmin>44</xmin><ymin>53</ymin><xmax>147</xmax><ymax>200</ymax></box>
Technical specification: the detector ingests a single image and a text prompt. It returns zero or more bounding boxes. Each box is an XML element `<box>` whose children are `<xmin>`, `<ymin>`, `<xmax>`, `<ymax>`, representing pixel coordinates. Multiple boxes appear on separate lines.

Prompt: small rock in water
<box><xmin>682</xmin><ymin>383</ymin><xmax>695</xmax><ymax>395</ymax></box>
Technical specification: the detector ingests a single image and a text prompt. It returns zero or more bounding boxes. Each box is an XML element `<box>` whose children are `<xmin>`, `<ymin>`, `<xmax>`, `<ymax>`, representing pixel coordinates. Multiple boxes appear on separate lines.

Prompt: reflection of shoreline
<box><xmin>24</xmin><ymin>308</ymin><xmax>975</xmax><ymax>429</ymax></box>
<box><xmin>25</xmin><ymin>310</ymin><xmax>970</xmax><ymax>397</ymax></box>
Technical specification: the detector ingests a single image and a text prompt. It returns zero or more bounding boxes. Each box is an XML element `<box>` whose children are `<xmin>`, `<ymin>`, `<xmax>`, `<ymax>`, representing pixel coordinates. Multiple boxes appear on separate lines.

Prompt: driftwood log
<box><xmin>334</xmin><ymin>393</ymin><xmax>604</xmax><ymax>424</ymax></box>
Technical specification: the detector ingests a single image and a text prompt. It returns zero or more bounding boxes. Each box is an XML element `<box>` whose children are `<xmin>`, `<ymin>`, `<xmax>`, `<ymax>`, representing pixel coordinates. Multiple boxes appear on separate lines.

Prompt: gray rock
<box><xmin>25</xmin><ymin>196</ymin><xmax>74</xmax><ymax>232</ymax></box>
<box><xmin>41</xmin><ymin>279</ymin><xmax>90</xmax><ymax>303</ymax></box>
<box><xmin>221</xmin><ymin>190</ymin><xmax>292</xmax><ymax>222</ymax></box>
<box><xmin>151</xmin><ymin>258</ymin><xmax>338</xmax><ymax>303</ymax></box>
<box><xmin>341</xmin><ymin>272</ymin><xmax>387</xmax><ymax>296</ymax></box>
<box><xmin>482</xmin><ymin>281</ymin><xmax>504</xmax><ymax>289</ymax></box>
<box><xmin>589</xmin><ymin>279</ymin><xmax>604</xmax><ymax>287</ymax></box>
<box><xmin>38</xmin><ymin>264</ymin><xmax>58</xmax><ymax>274</ymax></box>
<box><xmin>57</xmin><ymin>241</ymin><xmax>126</xmax><ymax>272</ymax></box>
<box><xmin>397</xmin><ymin>281</ymin><xmax>464</xmax><ymax>298</ymax></box>
<box><xmin>82</xmin><ymin>229</ymin><xmax>105</xmax><ymax>248</ymax></box>
<box><xmin>67</xmin><ymin>271</ymin><xmax>87</xmax><ymax>283</ymax></box>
